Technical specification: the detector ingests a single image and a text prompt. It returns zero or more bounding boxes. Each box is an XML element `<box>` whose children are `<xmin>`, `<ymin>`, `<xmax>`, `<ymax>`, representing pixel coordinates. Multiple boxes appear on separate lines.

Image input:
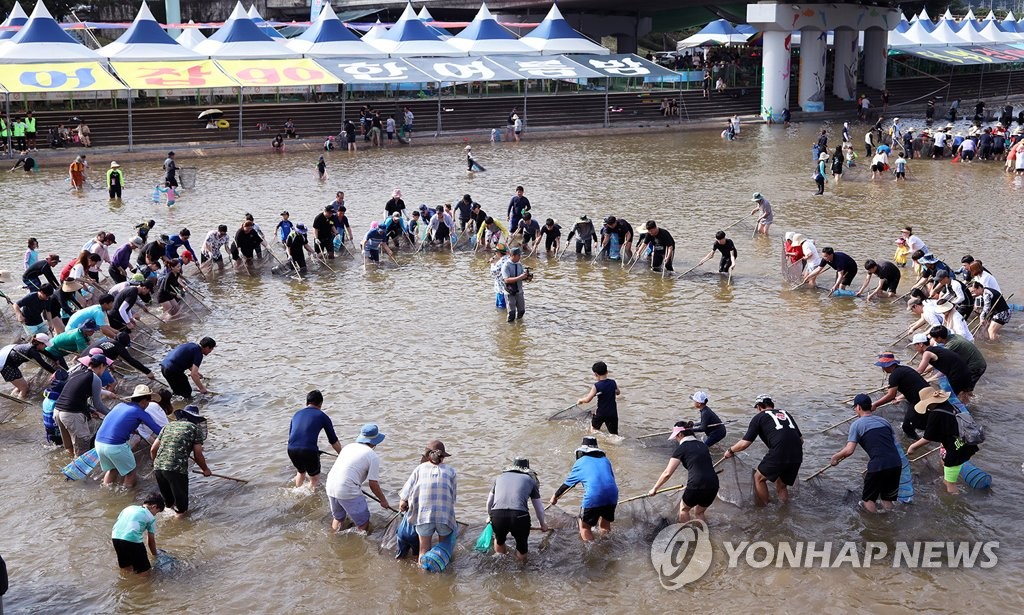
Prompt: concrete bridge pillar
<box><xmin>759</xmin><ymin>30</ymin><xmax>791</xmax><ymax>121</ymax></box>
<box><xmin>798</xmin><ymin>29</ymin><xmax>827</xmax><ymax>112</ymax></box>
<box><xmin>862</xmin><ymin>28</ymin><xmax>888</xmax><ymax>91</ymax></box>
<box><xmin>832</xmin><ymin>28</ymin><xmax>859</xmax><ymax>101</ymax></box>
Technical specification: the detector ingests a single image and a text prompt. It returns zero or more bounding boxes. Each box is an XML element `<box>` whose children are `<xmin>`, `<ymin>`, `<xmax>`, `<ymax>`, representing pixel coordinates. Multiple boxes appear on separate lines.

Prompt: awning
<box><xmin>892</xmin><ymin>43</ymin><xmax>1024</xmax><ymax>64</ymax></box>
<box><xmin>214</xmin><ymin>59</ymin><xmax>343</xmax><ymax>86</ymax></box>
<box><xmin>489</xmin><ymin>55</ymin><xmax>603</xmax><ymax>79</ymax></box>
<box><xmin>568</xmin><ymin>54</ymin><xmax>681</xmax><ymax>79</ymax></box>
<box><xmin>0</xmin><ymin>61</ymin><xmax>125</xmax><ymax>93</ymax></box>
<box><xmin>317</xmin><ymin>57</ymin><xmax>435</xmax><ymax>84</ymax></box>
<box><xmin>111</xmin><ymin>60</ymin><xmax>238</xmax><ymax>89</ymax></box>
<box><xmin>402</xmin><ymin>56</ymin><xmax>522</xmax><ymax>81</ymax></box>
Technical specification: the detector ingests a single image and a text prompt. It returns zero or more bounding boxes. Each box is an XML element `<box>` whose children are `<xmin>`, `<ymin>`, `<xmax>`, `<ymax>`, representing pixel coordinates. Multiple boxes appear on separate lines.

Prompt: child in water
<box><xmin>153</xmin><ymin>181</ymin><xmax>178</xmax><ymax>207</ymax></box>
<box><xmin>316</xmin><ymin>155</ymin><xmax>327</xmax><ymax>181</ymax></box>
<box><xmin>893</xmin><ymin>237</ymin><xmax>909</xmax><ymax>267</ymax></box>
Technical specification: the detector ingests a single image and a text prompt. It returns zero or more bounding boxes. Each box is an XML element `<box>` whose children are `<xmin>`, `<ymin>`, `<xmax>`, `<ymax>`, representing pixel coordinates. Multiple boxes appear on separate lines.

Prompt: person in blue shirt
<box><xmin>361</xmin><ymin>223</ymin><xmax>393</xmax><ymax>263</ymax></box>
<box><xmin>577</xmin><ymin>361</ymin><xmax>620</xmax><ymax>435</ymax></box>
<box><xmin>829</xmin><ymin>393</ymin><xmax>906</xmax><ymax>513</ymax></box>
<box><xmin>66</xmin><ymin>294</ymin><xmax>117</xmax><ymax>338</ymax></box>
<box><xmin>164</xmin><ymin>228</ymin><xmax>196</xmax><ymax>261</ymax></box>
<box><xmin>159</xmin><ymin>337</ymin><xmax>216</xmax><ymax>398</ymax></box>
<box><xmin>275</xmin><ymin>211</ymin><xmax>294</xmax><ymax>245</ymax></box>
<box><xmin>95</xmin><ymin>384</ymin><xmax>164</xmax><ymax>489</ymax></box>
<box><xmin>549</xmin><ymin>436</ymin><xmax>618</xmax><ymax>542</ymax></box>
<box><xmin>287</xmin><ymin>390</ymin><xmax>342</xmax><ymax>490</ymax></box>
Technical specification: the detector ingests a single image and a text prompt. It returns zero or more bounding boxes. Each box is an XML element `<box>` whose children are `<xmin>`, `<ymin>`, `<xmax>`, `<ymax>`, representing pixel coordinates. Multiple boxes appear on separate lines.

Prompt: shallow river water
<box><xmin>0</xmin><ymin>118</ymin><xmax>1022</xmax><ymax>613</ymax></box>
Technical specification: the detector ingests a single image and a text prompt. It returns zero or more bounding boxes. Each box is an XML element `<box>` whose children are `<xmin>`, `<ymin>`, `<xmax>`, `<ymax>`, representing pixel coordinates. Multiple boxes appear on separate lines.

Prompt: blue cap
<box><xmin>853</xmin><ymin>394</ymin><xmax>872</xmax><ymax>410</ymax></box>
<box><xmin>356</xmin><ymin>423</ymin><xmax>385</xmax><ymax>445</ymax></box>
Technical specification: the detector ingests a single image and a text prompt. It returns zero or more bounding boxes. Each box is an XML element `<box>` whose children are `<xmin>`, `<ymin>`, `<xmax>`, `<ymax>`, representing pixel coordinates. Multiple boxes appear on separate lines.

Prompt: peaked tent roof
<box><xmin>522</xmin><ymin>3</ymin><xmax>609</xmax><ymax>54</ymax></box>
<box><xmin>194</xmin><ymin>2</ymin><xmax>299</xmax><ymax>58</ymax></box>
<box><xmin>368</xmin><ymin>3</ymin><xmax>463</xmax><ymax>57</ymax></box>
<box><xmin>287</xmin><ymin>3</ymin><xmax>385</xmax><ymax>57</ymax></box>
<box><xmin>937</xmin><ymin>16</ymin><xmax>964</xmax><ymax>34</ymax></box>
<box><xmin>417</xmin><ymin>6</ymin><xmax>452</xmax><ymax>39</ymax></box>
<box><xmin>896</xmin><ymin>20</ymin><xmax>937</xmax><ymax>45</ymax></box>
<box><xmin>448</xmin><ymin>2</ymin><xmax>538</xmax><ymax>55</ymax></box>
<box><xmin>361</xmin><ymin>19</ymin><xmax>388</xmax><ymax>41</ymax></box>
<box><xmin>963</xmin><ymin>8</ymin><xmax>976</xmax><ymax>21</ymax></box>
<box><xmin>1001</xmin><ymin>12</ymin><xmax>1020</xmax><ymax>33</ymax></box>
<box><xmin>680</xmin><ymin>19</ymin><xmax>749</xmax><ymax>46</ymax></box>
<box><xmin>176</xmin><ymin>21</ymin><xmax>208</xmax><ymax>49</ymax></box>
<box><xmin>99</xmin><ymin>3</ymin><xmax>203</xmax><ymax>61</ymax></box>
<box><xmin>977</xmin><ymin>19</ymin><xmax>1015</xmax><ymax>43</ymax></box>
<box><xmin>247</xmin><ymin>4</ymin><xmax>285</xmax><ymax>40</ymax></box>
<box><xmin>0</xmin><ymin>0</ymin><xmax>101</xmax><ymax>61</ymax></box>
<box><xmin>895</xmin><ymin>18</ymin><xmax>911</xmax><ymax>33</ymax></box>
<box><xmin>0</xmin><ymin>1</ymin><xmax>28</xmax><ymax>42</ymax></box>
<box><xmin>926</xmin><ymin>19</ymin><xmax>967</xmax><ymax>45</ymax></box>
<box><xmin>957</xmin><ymin>20</ymin><xmax>992</xmax><ymax>43</ymax></box>
<box><xmin>917</xmin><ymin>8</ymin><xmax>930</xmax><ymax>22</ymax></box>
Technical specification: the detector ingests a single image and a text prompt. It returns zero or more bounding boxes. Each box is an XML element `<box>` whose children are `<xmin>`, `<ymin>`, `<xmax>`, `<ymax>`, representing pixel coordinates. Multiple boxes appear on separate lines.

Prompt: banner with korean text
<box><xmin>0</xmin><ymin>62</ymin><xmax>125</xmax><ymax>94</ymax></box>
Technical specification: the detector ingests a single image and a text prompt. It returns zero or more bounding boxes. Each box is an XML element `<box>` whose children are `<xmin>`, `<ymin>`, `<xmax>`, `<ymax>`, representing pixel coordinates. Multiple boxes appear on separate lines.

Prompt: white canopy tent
<box><xmin>176</xmin><ymin>21</ymin><xmax>208</xmax><ymax>50</ymax></box>
<box><xmin>193</xmin><ymin>2</ymin><xmax>299</xmax><ymax>59</ymax></box>
<box><xmin>368</xmin><ymin>4</ymin><xmax>464</xmax><ymax>57</ymax></box>
<box><xmin>448</xmin><ymin>3</ymin><xmax>539</xmax><ymax>55</ymax></box>
<box><xmin>521</xmin><ymin>4</ymin><xmax>609</xmax><ymax>55</ymax></box>
<box><xmin>287</xmin><ymin>4</ymin><xmax>385</xmax><ymax>57</ymax></box>
<box><xmin>99</xmin><ymin>4</ymin><xmax>204</xmax><ymax>61</ymax></box>
<box><xmin>0</xmin><ymin>0</ymin><xmax>101</xmax><ymax>61</ymax></box>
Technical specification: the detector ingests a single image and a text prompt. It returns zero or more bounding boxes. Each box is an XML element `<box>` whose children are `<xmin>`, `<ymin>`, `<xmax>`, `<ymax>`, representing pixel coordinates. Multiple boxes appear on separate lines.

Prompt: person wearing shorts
<box><xmin>907</xmin><ymin>386</ymin><xmax>978</xmax><ymax>494</ymax></box>
<box><xmin>578</xmin><ymin>361</ymin><xmax>619</xmax><ymax>436</ymax></box>
<box><xmin>829</xmin><ymin>394</ymin><xmax>903</xmax><ymax>512</ymax></box>
<box><xmin>803</xmin><ymin>247</ymin><xmax>858</xmax><ymax>291</ymax></box>
<box><xmin>649</xmin><ymin>420</ymin><xmax>720</xmax><ymax>523</ymax></box>
<box><xmin>287</xmin><ymin>390</ymin><xmax>341</xmax><ymax>490</ymax></box>
<box><xmin>858</xmin><ymin>259</ymin><xmax>901</xmax><ymax>300</ymax></box>
<box><xmin>486</xmin><ymin>458</ymin><xmax>547</xmax><ymax>562</ymax></box>
<box><xmin>550</xmin><ymin>437</ymin><xmax>618</xmax><ymax>542</ymax></box>
<box><xmin>723</xmin><ymin>395</ymin><xmax>803</xmax><ymax>506</ymax></box>
<box><xmin>325</xmin><ymin>423</ymin><xmax>390</xmax><ymax>531</ymax></box>
<box><xmin>95</xmin><ymin>385</ymin><xmax>165</xmax><ymax>488</ymax></box>
<box><xmin>111</xmin><ymin>494</ymin><xmax>164</xmax><ymax>575</ymax></box>
<box><xmin>54</xmin><ymin>355</ymin><xmax>112</xmax><ymax>456</ymax></box>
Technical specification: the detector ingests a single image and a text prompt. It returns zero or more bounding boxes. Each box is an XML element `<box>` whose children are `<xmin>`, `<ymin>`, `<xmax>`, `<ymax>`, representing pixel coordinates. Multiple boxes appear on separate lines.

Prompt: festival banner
<box><xmin>110</xmin><ymin>60</ymin><xmax>238</xmax><ymax>90</ymax></box>
<box><xmin>891</xmin><ymin>44</ymin><xmax>1024</xmax><ymax>65</ymax></box>
<box><xmin>215</xmin><ymin>59</ymin><xmax>343</xmax><ymax>89</ymax></box>
<box><xmin>488</xmin><ymin>55</ymin><xmax>603</xmax><ymax>80</ymax></box>
<box><xmin>402</xmin><ymin>57</ymin><xmax>523</xmax><ymax>82</ymax></box>
<box><xmin>0</xmin><ymin>62</ymin><xmax>125</xmax><ymax>93</ymax></box>
<box><xmin>317</xmin><ymin>57</ymin><xmax>435</xmax><ymax>84</ymax></box>
<box><xmin>568</xmin><ymin>54</ymin><xmax>681</xmax><ymax>79</ymax></box>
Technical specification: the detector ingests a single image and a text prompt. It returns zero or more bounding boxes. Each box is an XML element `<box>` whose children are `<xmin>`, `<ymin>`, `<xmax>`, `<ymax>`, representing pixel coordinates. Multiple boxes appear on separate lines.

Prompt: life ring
<box><xmin>217</xmin><ymin>119</ymin><xmax>230</xmax><ymax>129</ymax></box>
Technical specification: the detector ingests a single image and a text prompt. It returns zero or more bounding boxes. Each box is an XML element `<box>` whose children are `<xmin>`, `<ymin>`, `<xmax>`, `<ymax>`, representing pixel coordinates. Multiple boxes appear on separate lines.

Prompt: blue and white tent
<box><xmin>0</xmin><ymin>1</ymin><xmax>28</xmax><ymax>43</ymax></box>
<box><xmin>194</xmin><ymin>2</ymin><xmax>298</xmax><ymax>59</ymax></box>
<box><xmin>287</xmin><ymin>3</ymin><xmax>385</xmax><ymax>57</ymax></box>
<box><xmin>417</xmin><ymin>6</ymin><xmax>452</xmax><ymax>40</ymax></box>
<box><xmin>914</xmin><ymin>9</ymin><xmax>936</xmax><ymax>33</ymax></box>
<box><xmin>0</xmin><ymin>0</ymin><xmax>100</xmax><ymax>61</ymax></box>
<box><xmin>100</xmin><ymin>4</ymin><xmax>203</xmax><ymax>61</ymax></box>
<box><xmin>679</xmin><ymin>19</ymin><xmax>749</xmax><ymax>47</ymax></box>
<box><xmin>1003</xmin><ymin>11</ymin><xmax>1020</xmax><ymax>33</ymax></box>
<box><xmin>247</xmin><ymin>4</ymin><xmax>285</xmax><ymax>40</ymax></box>
<box><xmin>448</xmin><ymin>2</ymin><xmax>537</xmax><ymax>55</ymax></box>
<box><xmin>521</xmin><ymin>4</ymin><xmax>608</xmax><ymax>55</ymax></box>
<box><xmin>176</xmin><ymin>21</ymin><xmax>209</xmax><ymax>50</ymax></box>
<box><xmin>361</xmin><ymin>19</ymin><xmax>388</xmax><ymax>42</ymax></box>
<box><xmin>367</xmin><ymin>3</ymin><xmax>463</xmax><ymax>57</ymax></box>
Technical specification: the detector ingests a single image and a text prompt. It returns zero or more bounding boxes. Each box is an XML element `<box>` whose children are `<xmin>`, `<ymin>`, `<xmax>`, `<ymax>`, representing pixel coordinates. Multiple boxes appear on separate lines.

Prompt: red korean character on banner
<box><xmin>235</xmin><ymin>67</ymin><xmax>281</xmax><ymax>85</ymax></box>
<box><xmin>136</xmin><ymin>64</ymin><xmax>212</xmax><ymax>87</ymax></box>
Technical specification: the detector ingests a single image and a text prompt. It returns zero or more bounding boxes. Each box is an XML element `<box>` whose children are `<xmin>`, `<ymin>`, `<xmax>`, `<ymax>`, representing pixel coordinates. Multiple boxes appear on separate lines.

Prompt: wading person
<box><xmin>549</xmin><ymin>436</ymin><xmax>618</xmax><ymax>542</ymax></box>
<box><xmin>857</xmin><ymin>259</ymin><xmax>901</xmax><ymax>300</ymax></box>
<box><xmin>695</xmin><ymin>231</ymin><xmax>737</xmax><ymax>274</ymax></box>
<box><xmin>648</xmin><ymin>421</ymin><xmax>719</xmax><ymax>523</ymax></box>
<box><xmin>802</xmin><ymin>246</ymin><xmax>858</xmax><ymax>292</ymax></box>
<box><xmin>691</xmin><ymin>391</ymin><xmax>727</xmax><ymax>447</ymax></box>
<box><xmin>870</xmin><ymin>352</ymin><xmax>930</xmax><ymax>439</ymax></box>
<box><xmin>111</xmin><ymin>493</ymin><xmax>164</xmax><ymax>576</ymax></box>
<box><xmin>577</xmin><ymin>361</ymin><xmax>620</xmax><ymax>435</ymax></box>
<box><xmin>287</xmin><ymin>390</ymin><xmax>342</xmax><ymax>490</ymax></box>
<box><xmin>750</xmin><ymin>192</ymin><xmax>773</xmax><ymax>235</ymax></box>
<box><xmin>54</xmin><ymin>353</ymin><xmax>112</xmax><ymax>457</ymax></box>
<box><xmin>159</xmin><ymin>337</ymin><xmax>215</xmax><ymax>398</ymax></box>
<box><xmin>907</xmin><ymin>387</ymin><xmax>979</xmax><ymax>494</ymax></box>
<box><xmin>95</xmin><ymin>384</ymin><xmax>165</xmax><ymax>489</ymax></box>
<box><xmin>399</xmin><ymin>440</ymin><xmax>458</xmax><ymax>564</ymax></box>
<box><xmin>501</xmin><ymin>247</ymin><xmax>531</xmax><ymax>323</ymax></box>
<box><xmin>721</xmin><ymin>395</ymin><xmax>803</xmax><ymax>506</ymax></box>
<box><xmin>325</xmin><ymin>423</ymin><xmax>389</xmax><ymax>532</ymax></box>
<box><xmin>829</xmin><ymin>394</ymin><xmax>904</xmax><ymax>513</ymax></box>
<box><xmin>928</xmin><ymin>325</ymin><xmax>985</xmax><ymax>405</ymax></box>
<box><xmin>485</xmin><ymin>458</ymin><xmax>547</xmax><ymax>562</ymax></box>
<box><xmin>565</xmin><ymin>214</ymin><xmax>598</xmax><ymax>255</ymax></box>
<box><xmin>639</xmin><ymin>220</ymin><xmax>675</xmax><ymax>272</ymax></box>
<box><xmin>151</xmin><ymin>405</ymin><xmax>212</xmax><ymax>517</ymax></box>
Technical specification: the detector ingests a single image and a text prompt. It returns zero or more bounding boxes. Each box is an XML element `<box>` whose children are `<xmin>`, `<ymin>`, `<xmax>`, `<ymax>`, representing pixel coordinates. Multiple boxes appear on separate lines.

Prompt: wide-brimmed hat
<box><xmin>62</xmin><ymin>279</ymin><xmax>85</xmax><ymax>293</ymax></box>
<box><xmin>918</xmin><ymin>254</ymin><xmax>938</xmax><ymax>265</ymax></box>
<box><xmin>934</xmin><ymin>301</ymin><xmax>954</xmax><ymax>314</ymax></box>
<box><xmin>295</xmin><ymin>223</ymin><xmax>308</xmax><ymax>234</ymax></box>
<box><xmin>495</xmin><ymin>243</ymin><xmax>509</xmax><ymax>254</ymax></box>
<box><xmin>129</xmin><ymin>384</ymin><xmax>155</xmax><ymax>399</ymax></box>
<box><xmin>425</xmin><ymin>439</ymin><xmax>451</xmax><ymax>458</ymax></box>
<box><xmin>175</xmin><ymin>405</ymin><xmax>206</xmax><ymax>424</ymax></box>
<box><xmin>914</xmin><ymin>387</ymin><xmax>950</xmax><ymax>414</ymax></box>
<box><xmin>576</xmin><ymin>436</ymin><xmax>602</xmax><ymax>455</ymax></box>
<box><xmin>356</xmin><ymin>423</ymin><xmax>385</xmax><ymax>445</ymax></box>
<box><xmin>790</xmin><ymin>233</ymin><xmax>807</xmax><ymax>245</ymax></box>
<box><xmin>874</xmin><ymin>352</ymin><xmax>900</xmax><ymax>368</ymax></box>
<box><xmin>751</xmin><ymin>192</ymin><xmax>763</xmax><ymax>201</ymax></box>
<box><xmin>818</xmin><ymin>153</ymin><xmax>829</xmax><ymax>161</ymax></box>
<box><xmin>110</xmin><ymin>161</ymin><xmax>120</xmax><ymax>168</ymax></box>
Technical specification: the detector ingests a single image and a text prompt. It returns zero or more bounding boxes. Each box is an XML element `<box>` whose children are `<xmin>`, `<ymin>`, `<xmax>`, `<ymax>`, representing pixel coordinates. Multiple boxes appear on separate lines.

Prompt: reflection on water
<box><xmin>0</xmin><ymin>120</ymin><xmax>1021</xmax><ymax>612</ymax></box>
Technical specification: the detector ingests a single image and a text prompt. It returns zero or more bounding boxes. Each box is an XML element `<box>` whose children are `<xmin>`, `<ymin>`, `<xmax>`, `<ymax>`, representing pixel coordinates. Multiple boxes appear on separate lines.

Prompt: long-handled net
<box><xmin>178</xmin><ymin>167</ymin><xmax>198</xmax><ymax>189</ymax></box>
<box><xmin>716</xmin><ymin>456</ymin><xmax>756</xmax><ymax>508</ymax></box>
<box><xmin>547</xmin><ymin>403</ymin><xmax>592</xmax><ymax>422</ymax></box>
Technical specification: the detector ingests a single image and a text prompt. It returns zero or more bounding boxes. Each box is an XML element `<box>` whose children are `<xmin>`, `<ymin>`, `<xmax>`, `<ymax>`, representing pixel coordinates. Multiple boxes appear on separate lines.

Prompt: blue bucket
<box><xmin>959</xmin><ymin>461</ymin><xmax>991</xmax><ymax>490</ymax></box>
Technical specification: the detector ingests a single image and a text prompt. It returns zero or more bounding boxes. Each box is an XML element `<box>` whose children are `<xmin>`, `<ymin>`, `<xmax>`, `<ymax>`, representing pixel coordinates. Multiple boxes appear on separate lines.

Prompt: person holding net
<box><xmin>549</xmin><ymin>436</ymin><xmax>618</xmax><ymax>542</ymax></box>
<box><xmin>648</xmin><ymin>421</ymin><xmax>719</xmax><ymax>523</ymax></box>
<box><xmin>721</xmin><ymin>394</ymin><xmax>803</xmax><ymax>507</ymax></box>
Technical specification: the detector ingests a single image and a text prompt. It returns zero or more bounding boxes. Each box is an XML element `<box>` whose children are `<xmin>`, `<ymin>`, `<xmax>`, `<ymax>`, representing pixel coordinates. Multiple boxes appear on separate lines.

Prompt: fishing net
<box><xmin>635</xmin><ymin>431</ymin><xmax>674</xmax><ymax>449</ymax></box>
<box><xmin>178</xmin><ymin>167</ymin><xmax>198</xmax><ymax>189</ymax></box>
<box><xmin>716</xmin><ymin>456</ymin><xmax>756</xmax><ymax>508</ymax></box>
<box><xmin>547</xmin><ymin>404</ymin><xmax>592</xmax><ymax>421</ymax></box>
<box><xmin>617</xmin><ymin>491</ymin><xmax>677</xmax><ymax>538</ymax></box>
<box><xmin>781</xmin><ymin>250</ymin><xmax>804</xmax><ymax>284</ymax></box>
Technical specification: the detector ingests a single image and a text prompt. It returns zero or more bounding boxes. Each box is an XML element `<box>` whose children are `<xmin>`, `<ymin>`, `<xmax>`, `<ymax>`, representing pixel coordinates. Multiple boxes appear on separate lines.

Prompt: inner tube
<box><xmin>216</xmin><ymin>119</ymin><xmax>230</xmax><ymax>129</ymax></box>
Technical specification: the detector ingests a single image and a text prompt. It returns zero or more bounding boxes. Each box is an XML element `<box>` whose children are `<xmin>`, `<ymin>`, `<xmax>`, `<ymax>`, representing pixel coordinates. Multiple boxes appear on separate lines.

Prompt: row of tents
<box><xmin>0</xmin><ymin>1</ymin><xmax>610</xmax><ymax>62</ymax></box>
<box><xmin>682</xmin><ymin>10</ymin><xmax>1024</xmax><ymax>49</ymax></box>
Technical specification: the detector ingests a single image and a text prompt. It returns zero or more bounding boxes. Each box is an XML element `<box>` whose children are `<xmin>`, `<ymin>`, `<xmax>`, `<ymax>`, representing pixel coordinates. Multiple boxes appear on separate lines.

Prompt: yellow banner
<box><xmin>111</xmin><ymin>60</ymin><xmax>239</xmax><ymax>90</ymax></box>
<box><xmin>215</xmin><ymin>59</ymin><xmax>342</xmax><ymax>89</ymax></box>
<box><xmin>0</xmin><ymin>62</ymin><xmax>125</xmax><ymax>93</ymax></box>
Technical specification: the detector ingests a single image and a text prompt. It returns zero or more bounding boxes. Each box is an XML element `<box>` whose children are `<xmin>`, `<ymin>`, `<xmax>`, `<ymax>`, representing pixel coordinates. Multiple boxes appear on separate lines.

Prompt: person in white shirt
<box><xmin>325</xmin><ymin>423</ymin><xmax>391</xmax><ymax>532</ymax></box>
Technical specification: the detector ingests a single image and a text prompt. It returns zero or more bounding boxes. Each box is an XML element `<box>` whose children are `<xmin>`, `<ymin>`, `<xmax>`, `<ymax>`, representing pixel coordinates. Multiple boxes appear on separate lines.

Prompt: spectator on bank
<box><xmin>77</xmin><ymin>121</ymin><xmax>91</xmax><ymax>147</ymax></box>
<box><xmin>284</xmin><ymin>118</ymin><xmax>297</xmax><ymax>139</ymax></box>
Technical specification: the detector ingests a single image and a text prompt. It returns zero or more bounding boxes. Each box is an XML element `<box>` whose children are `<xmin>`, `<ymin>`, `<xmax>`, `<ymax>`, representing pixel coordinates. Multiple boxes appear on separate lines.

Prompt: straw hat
<box><xmin>110</xmin><ymin>161</ymin><xmax>120</xmax><ymax>168</ymax></box>
<box><xmin>914</xmin><ymin>387</ymin><xmax>950</xmax><ymax>414</ymax></box>
<box><xmin>791</xmin><ymin>233</ymin><xmax>807</xmax><ymax>245</ymax></box>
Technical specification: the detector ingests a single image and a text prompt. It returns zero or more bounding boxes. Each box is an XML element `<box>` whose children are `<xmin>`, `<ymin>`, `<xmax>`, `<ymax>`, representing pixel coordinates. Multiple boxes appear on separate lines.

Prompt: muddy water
<box><xmin>0</xmin><ymin>118</ymin><xmax>1022</xmax><ymax>613</ymax></box>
